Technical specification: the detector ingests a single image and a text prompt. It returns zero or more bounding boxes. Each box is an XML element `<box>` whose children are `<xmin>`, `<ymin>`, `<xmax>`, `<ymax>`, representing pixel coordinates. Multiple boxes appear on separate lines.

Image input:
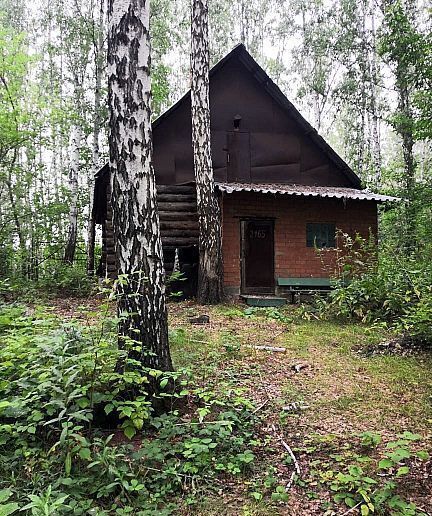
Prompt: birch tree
<box><xmin>87</xmin><ymin>0</ymin><xmax>106</xmax><ymax>274</ymax></box>
<box><xmin>191</xmin><ymin>0</ymin><xmax>224</xmax><ymax>304</ymax></box>
<box><xmin>108</xmin><ymin>0</ymin><xmax>172</xmax><ymax>373</ymax></box>
<box><xmin>61</xmin><ymin>0</ymin><xmax>92</xmax><ymax>264</ymax></box>
<box><xmin>63</xmin><ymin>121</ymin><xmax>82</xmax><ymax>264</ymax></box>
<box><xmin>379</xmin><ymin>0</ymin><xmax>419</xmax><ymax>247</ymax></box>
<box><xmin>369</xmin><ymin>5</ymin><xmax>382</xmax><ymax>187</ymax></box>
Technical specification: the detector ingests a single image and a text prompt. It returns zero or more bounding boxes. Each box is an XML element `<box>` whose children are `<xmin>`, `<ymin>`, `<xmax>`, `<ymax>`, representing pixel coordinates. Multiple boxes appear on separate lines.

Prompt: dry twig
<box><xmin>271</xmin><ymin>423</ymin><xmax>301</xmax><ymax>490</ymax></box>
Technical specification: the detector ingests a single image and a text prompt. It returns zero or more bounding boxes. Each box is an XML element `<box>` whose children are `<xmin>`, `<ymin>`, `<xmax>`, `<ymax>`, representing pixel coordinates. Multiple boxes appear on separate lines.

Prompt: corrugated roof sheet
<box><xmin>216</xmin><ymin>182</ymin><xmax>400</xmax><ymax>203</ymax></box>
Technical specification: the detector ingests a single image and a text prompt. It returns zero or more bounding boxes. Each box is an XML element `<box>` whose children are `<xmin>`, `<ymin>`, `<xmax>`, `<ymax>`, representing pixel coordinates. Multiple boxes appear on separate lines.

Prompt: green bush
<box><xmin>37</xmin><ymin>263</ymin><xmax>96</xmax><ymax>297</ymax></box>
<box><xmin>303</xmin><ymin>431</ymin><xmax>429</xmax><ymax>516</ymax></box>
<box><xmin>316</xmin><ymin>232</ymin><xmax>432</xmax><ymax>345</ymax></box>
<box><xmin>0</xmin><ymin>301</ymin><xmax>261</xmax><ymax>514</ymax></box>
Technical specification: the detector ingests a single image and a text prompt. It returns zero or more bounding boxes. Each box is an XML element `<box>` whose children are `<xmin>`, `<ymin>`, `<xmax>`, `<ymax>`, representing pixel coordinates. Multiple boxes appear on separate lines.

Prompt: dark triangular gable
<box><xmin>152</xmin><ymin>44</ymin><xmax>362</xmax><ymax>189</ymax></box>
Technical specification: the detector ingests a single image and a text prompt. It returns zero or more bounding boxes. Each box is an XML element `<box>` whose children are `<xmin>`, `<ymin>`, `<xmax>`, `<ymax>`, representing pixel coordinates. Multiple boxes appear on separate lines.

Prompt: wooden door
<box><xmin>227</xmin><ymin>132</ymin><xmax>251</xmax><ymax>181</ymax></box>
<box><xmin>241</xmin><ymin>219</ymin><xmax>274</xmax><ymax>294</ymax></box>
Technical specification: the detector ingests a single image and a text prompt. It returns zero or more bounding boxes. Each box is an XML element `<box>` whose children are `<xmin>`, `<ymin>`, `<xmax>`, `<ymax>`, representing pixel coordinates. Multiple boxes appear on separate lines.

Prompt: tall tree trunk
<box><xmin>369</xmin><ymin>7</ymin><xmax>382</xmax><ymax>188</ymax></box>
<box><xmin>5</xmin><ymin>150</ymin><xmax>27</xmax><ymax>275</ymax></box>
<box><xmin>398</xmin><ymin>74</ymin><xmax>416</xmax><ymax>246</ymax></box>
<box><xmin>191</xmin><ymin>0</ymin><xmax>224</xmax><ymax>304</ymax></box>
<box><xmin>6</xmin><ymin>172</ymin><xmax>25</xmax><ymax>255</ymax></box>
<box><xmin>108</xmin><ymin>0</ymin><xmax>172</xmax><ymax>374</ymax></box>
<box><xmin>63</xmin><ymin>123</ymin><xmax>82</xmax><ymax>264</ymax></box>
<box><xmin>87</xmin><ymin>0</ymin><xmax>105</xmax><ymax>275</ymax></box>
<box><xmin>381</xmin><ymin>0</ymin><xmax>417</xmax><ymax>249</ymax></box>
<box><xmin>357</xmin><ymin>0</ymin><xmax>368</xmax><ymax>181</ymax></box>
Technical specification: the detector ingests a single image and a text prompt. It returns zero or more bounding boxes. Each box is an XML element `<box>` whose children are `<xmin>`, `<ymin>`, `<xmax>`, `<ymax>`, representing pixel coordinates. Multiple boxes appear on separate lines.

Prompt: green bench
<box><xmin>277</xmin><ymin>277</ymin><xmax>334</xmax><ymax>303</ymax></box>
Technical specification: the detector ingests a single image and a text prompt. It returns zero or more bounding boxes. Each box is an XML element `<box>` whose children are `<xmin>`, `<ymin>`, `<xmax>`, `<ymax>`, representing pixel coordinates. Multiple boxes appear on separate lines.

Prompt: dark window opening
<box><xmin>306</xmin><ymin>223</ymin><xmax>336</xmax><ymax>248</ymax></box>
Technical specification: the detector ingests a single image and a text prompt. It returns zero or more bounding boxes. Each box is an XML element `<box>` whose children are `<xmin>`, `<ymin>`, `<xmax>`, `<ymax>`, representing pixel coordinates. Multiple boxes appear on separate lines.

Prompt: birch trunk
<box><xmin>369</xmin><ymin>8</ymin><xmax>382</xmax><ymax>188</ymax></box>
<box><xmin>358</xmin><ymin>2</ymin><xmax>367</xmax><ymax>181</ymax></box>
<box><xmin>87</xmin><ymin>0</ymin><xmax>105</xmax><ymax>274</ymax></box>
<box><xmin>398</xmin><ymin>75</ymin><xmax>416</xmax><ymax>246</ymax></box>
<box><xmin>108</xmin><ymin>0</ymin><xmax>172</xmax><ymax>373</ymax></box>
<box><xmin>5</xmin><ymin>156</ymin><xmax>25</xmax><ymax>260</ymax></box>
<box><xmin>191</xmin><ymin>0</ymin><xmax>224</xmax><ymax>304</ymax></box>
<box><xmin>63</xmin><ymin>123</ymin><xmax>82</xmax><ymax>264</ymax></box>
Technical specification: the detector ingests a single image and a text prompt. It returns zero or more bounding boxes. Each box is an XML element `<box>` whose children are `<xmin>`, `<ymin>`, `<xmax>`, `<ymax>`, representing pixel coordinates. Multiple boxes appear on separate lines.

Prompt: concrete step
<box><xmin>241</xmin><ymin>295</ymin><xmax>287</xmax><ymax>307</ymax></box>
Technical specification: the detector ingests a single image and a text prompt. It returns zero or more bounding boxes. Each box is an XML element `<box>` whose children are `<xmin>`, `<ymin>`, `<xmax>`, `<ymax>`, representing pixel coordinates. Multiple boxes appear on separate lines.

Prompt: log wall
<box><xmin>100</xmin><ymin>184</ymin><xmax>198</xmax><ymax>279</ymax></box>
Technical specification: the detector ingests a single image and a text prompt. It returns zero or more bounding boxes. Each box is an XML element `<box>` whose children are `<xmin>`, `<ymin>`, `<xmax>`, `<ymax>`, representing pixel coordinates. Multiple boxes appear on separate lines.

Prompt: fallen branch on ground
<box><xmin>251</xmin><ymin>398</ymin><xmax>270</xmax><ymax>414</ymax></box>
<box><xmin>255</xmin><ymin>355</ymin><xmax>302</xmax><ymax>491</ymax></box>
<box><xmin>282</xmin><ymin>401</ymin><xmax>310</xmax><ymax>412</ymax></box>
<box><xmin>340</xmin><ymin>502</ymin><xmax>362</xmax><ymax>515</ymax></box>
<box><xmin>246</xmin><ymin>345</ymin><xmax>286</xmax><ymax>352</ymax></box>
<box><xmin>271</xmin><ymin>423</ymin><xmax>301</xmax><ymax>490</ymax></box>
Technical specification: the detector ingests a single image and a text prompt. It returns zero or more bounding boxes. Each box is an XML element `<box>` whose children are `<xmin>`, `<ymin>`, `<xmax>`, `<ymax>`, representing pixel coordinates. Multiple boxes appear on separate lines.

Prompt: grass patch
<box><xmin>2</xmin><ymin>299</ymin><xmax>430</xmax><ymax>515</ymax></box>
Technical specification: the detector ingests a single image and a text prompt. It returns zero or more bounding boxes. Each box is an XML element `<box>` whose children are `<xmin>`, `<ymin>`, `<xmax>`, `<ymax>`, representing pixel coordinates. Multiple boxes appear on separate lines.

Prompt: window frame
<box><xmin>306</xmin><ymin>222</ymin><xmax>336</xmax><ymax>249</ymax></box>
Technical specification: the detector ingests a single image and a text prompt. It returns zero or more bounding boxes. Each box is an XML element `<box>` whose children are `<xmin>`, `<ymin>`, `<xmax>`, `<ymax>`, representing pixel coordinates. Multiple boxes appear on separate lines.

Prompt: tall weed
<box><xmin>317</xmin><ymin>232</ymin><xmax>432</xmax><ymax>344</ymax></box>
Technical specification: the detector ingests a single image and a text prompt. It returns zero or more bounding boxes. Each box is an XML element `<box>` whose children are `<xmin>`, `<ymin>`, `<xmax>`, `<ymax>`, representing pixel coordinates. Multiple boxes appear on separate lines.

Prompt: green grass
<box><xmin>169</xmin><ymin>304</ymin><xmax>432</xmax><ymax>434</ymax></box>
<box><xmin>26</xmin><ymin>298</ymin><xmax>429</xmax><ymax>515</ymax></box>
<box><xmin>165</xmin><ymin>302</ymin><xmax>432</xmax><ymax>513</ymax></box>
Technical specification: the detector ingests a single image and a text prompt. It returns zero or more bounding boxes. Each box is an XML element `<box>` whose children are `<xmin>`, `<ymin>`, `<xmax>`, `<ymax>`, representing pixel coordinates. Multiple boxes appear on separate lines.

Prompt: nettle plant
<box><xmin>301</xmin><ymin>431</ymin><xmax>429</xmax><ymax>516</ymax></box>
<box><xmin>315</xmin><ymin>231</ymin><xmax>432</xmax><ymax>345</ymax></box>
<box><xmin>0</xmin><ymin>297</ymin><xmax>265</xmax><ymax>513</ymax></box>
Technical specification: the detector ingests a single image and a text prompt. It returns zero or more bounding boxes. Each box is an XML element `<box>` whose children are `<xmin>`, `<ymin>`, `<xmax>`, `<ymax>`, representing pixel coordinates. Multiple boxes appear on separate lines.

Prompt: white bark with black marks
<box><xmin>108</xmin><ymin>0</ymin><xmax>172</xmax><ymax>373</ymax></box>
<box><xmin>63</xmin><ymin>123</ymin><xmax>82</xmax><ymax>264</ymax></box>
<box><xmin>369</xmin><ymin>7</ymin><xmax>382</xmax><ymax>188</ymax></box>
<box><xmin>87</xmin><ymin>0</ymin><xmax>106</xmax><ymax>275</ymax></box>
<box><xmin>191</xmin><ymin>0</ymin><xmax>224</xmax><ymax>304</ymax></box>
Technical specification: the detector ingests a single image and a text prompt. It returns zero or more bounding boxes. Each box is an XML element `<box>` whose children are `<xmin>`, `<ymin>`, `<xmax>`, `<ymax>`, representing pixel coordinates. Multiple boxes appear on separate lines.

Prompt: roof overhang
<box><xmin>216</xmin><ymin>182</ymin><xmax>400</xmax><ymax>203</ymax></box>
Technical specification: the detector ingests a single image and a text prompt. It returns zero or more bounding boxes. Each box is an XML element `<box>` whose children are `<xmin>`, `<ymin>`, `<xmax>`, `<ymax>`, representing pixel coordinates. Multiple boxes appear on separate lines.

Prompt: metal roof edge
<box><xmin>215</xmin><ymin>182</ymin><xmax>400</xmax><ymax>203</ymax></box>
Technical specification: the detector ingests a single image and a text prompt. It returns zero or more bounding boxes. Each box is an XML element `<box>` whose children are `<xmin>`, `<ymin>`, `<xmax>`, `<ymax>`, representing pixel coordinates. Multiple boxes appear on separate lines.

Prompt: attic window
<box><xmin>306</xmin><ymin>223</ymin><xmax>336</xmax><ymax>248</ymax></box>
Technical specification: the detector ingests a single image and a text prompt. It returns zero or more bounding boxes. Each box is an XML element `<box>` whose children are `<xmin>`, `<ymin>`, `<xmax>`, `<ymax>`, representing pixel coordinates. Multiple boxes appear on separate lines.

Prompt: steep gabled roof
<box><xmin>153</xmin><ymin>43</ymin><xmax>362</xmax><ymax>189</ymax></box>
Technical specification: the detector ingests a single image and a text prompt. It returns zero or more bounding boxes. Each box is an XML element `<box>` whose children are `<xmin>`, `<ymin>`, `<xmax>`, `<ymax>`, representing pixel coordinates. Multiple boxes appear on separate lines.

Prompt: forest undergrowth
<box><xmin>0</xmin><ymin>294</ymin><xmax>430</xmax><ymax>515</ymax></box>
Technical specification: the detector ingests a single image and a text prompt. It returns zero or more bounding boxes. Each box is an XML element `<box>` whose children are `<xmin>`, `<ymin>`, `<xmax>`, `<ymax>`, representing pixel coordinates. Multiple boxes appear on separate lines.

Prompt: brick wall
<box><xmin>221</xmin><ymin>192</ymin><xmax>377</xmax><ymax>295</ymax></box>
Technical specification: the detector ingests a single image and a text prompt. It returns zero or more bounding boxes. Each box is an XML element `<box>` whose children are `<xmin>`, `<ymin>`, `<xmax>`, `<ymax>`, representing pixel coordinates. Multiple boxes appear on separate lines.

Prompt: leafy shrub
<box><xmin>37</xmin><ymin>263</ymin><xmax>96</xmax><ymax>297</ymax></box>
<box><xmin>316</xmin><ymin>232</ymin><xmax>432</xmax><ymax>345</ymax></box>
<box><xmin>0</xmin><ymin>301</ymin><xmax>262</xmax><ymax>514</ymax></box>
<box><xmin>243</xmin><ymin>306</ymin><xmax>292</xmax><ymax>323</ymax></box>
<box><xmin>301</xmin><ymin>431</ymin><xmax>429</xmax><ymax>516</ymax></box>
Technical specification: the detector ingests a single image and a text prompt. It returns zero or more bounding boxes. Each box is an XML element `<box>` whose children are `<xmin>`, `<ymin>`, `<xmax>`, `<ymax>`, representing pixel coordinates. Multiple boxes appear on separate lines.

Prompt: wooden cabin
<box><xmin>93</xmin><ymin>44</ymin><xmax>396</xmax><ymax>303</ymax></box>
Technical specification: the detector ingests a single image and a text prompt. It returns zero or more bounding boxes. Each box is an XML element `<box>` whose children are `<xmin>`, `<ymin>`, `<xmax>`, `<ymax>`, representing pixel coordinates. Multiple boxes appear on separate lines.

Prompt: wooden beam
<box><xmin>158</xmin><ymin>201</ymin><xmax>197</xmax><ymax>212</ymax></box>
<box><xmin>159</xmin><ymin>211</ymin><xmax>198</xmax><ymax>220</ymax></box>
<box><xmin>157</xmin><ymin>185</ymin><xmax>196</xmax><ymax>194</ymax></box>
<box><xmin>160</xmin><ymin>220</ymin><xmax>199</xmax><ymax>230</ymax></box>
<box><xmin>162</xmin><ymin>236</ymin><xmax>198</xmax><ymax>246</ymax></box>
<box><xmin>161</xmin><ymin>229</ymin><xmax>199</xmax><ymax>237</ymax></box>
<box><xmin>157</xmin><ymin>193</ymin><xmax>196</xmax><ymax>203</ymax></box>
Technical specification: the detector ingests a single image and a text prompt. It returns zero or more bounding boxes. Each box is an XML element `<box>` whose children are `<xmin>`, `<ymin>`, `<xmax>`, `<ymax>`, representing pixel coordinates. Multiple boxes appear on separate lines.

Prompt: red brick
<box><xmin>222</xmin><ymin>192</ymin><xmax>377</xmax><ymax>288</ymax></box>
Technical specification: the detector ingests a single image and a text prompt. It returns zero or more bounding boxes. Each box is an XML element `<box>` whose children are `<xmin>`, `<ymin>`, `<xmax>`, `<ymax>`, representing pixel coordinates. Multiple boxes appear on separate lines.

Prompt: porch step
<box><xmin>241</xmin><ymin>295</ymin><xmax>287</xmax><ymax>307</ymax></box>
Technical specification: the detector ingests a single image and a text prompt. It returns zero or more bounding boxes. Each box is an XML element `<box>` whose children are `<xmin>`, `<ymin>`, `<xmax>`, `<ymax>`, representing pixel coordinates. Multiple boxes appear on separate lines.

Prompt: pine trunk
<box><xmin>191</xmin><ymin>0</ymin><xmax>224</xmax><ymax>304</ymax></box>
<box><xmin>108</xmin><ymin>0</ymin><xmax>172</xmax><ymax>374</ymax></box>
<box><xmin>63</xmin><ymin>123</ymin><xmax>82</xmax><ymax>264</ymax></box>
